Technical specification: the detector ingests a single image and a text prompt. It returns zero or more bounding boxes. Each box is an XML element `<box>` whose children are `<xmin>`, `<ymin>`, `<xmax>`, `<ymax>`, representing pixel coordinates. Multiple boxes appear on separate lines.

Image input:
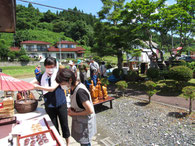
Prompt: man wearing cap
<box><xmin>89</xmin><ymin>59</ymin><xmax>99</xmax><ymax>86</ymax></box>
<box><xmin>69</xmin><ymin>61</ymin><xmax>77</xmax><ymax>78</ymax></box>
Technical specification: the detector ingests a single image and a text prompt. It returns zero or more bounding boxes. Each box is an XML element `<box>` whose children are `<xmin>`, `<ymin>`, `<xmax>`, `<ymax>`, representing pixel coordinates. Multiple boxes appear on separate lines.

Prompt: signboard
<box><xmin>0</xmin><ymin>0</ymin><xmax>16</xmax><ymax>33</ymax></box>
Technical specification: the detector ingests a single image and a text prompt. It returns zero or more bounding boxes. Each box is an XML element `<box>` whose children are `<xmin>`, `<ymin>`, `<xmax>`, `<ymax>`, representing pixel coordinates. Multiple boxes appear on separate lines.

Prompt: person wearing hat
<box><xmin>69</xmin><ymin>61</ymin><xmax>77</xmax><ymax>78</ymax></box>
<box><xmin>77</xmin><ymin>60</ymin><xmax>88</xmax><ymax>85</ymax></box>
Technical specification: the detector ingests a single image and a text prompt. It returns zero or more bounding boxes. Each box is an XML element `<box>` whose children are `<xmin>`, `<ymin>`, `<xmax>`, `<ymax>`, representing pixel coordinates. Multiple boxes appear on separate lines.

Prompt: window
<box><xmin>37</xmin><ymin>45</ymin><xmax>47</xmax><ymax>51</ymax></box>
<box><xmin>26</xmin><ymin>45</ymin><xmax>34</xmax><ymax>51</ymax></box>
<box><xmin>69</xmin><ymin>44</ymin><xmax>76</xmax><ymax>48</ymax></box>
<box><xmin>67</xmin><ymin>53</ymin><xmax>74</xmax><ymax>58</ymax></box>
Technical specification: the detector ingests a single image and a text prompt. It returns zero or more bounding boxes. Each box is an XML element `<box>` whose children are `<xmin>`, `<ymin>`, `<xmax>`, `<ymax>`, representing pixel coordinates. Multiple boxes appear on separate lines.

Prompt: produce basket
<box><xmin>15</xmin><ymin>91</ymin><xmax>38</xmax><ymax>113</ymax></box>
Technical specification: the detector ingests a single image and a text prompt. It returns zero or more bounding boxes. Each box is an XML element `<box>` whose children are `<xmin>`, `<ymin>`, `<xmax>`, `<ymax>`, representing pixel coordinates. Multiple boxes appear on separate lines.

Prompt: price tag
<box><xmin>0</xmin><ymin>102</ymin><xmax>3</xmax><ymax>108</ymax></box>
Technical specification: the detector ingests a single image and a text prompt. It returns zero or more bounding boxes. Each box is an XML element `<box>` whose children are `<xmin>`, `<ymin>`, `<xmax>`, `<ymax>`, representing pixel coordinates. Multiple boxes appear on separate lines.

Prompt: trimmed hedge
<box><xmin>125</xmin><ymin>70</ymin><xmax>139</xmax><ymax>82</ymax></box>
<box><xmin>146</xmin><ymin>67</ymin><xmax>160</xmax><ymax>80</ymax></box>
<box><xmin>115</xmin><ymin>80</ymin><xmax>128</xmax><ymax>90</ymax></box>
<box><xmin>112</xmin><ymin>68</ymin><xmax>124</xmax><ymax>79</ymax></box>
<box><xmin>169</xmin><ymin>66</ymin><xmax>193</xmax><ymax>82</ymax></box>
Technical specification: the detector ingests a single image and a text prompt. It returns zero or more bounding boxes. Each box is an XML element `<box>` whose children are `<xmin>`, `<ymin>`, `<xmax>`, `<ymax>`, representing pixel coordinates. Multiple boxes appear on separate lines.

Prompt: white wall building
<box><xmin>126</xmin><ymin>41</ymin><xmax>159</xmax><ymax>63</ymax></box>
<box><xmin>19</xmin><ymin>40</ymin><xmax>85</xmax><ymax>59</ymax></box>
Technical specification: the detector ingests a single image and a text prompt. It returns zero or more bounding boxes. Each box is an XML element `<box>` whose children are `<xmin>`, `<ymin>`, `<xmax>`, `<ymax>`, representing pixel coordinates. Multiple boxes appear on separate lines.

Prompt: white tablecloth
<box><xmin>0</xmin><ymin>107</ymin><xmax>65</xmax><ymax>146</ymax></box>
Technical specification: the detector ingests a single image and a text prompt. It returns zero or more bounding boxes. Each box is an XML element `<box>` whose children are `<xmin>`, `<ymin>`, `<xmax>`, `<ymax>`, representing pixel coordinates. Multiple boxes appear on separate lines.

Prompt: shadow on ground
<box><xmin>94</xmin><ymin>104</ymin><xmax>110</xmax><ymax>114</ymax></box>
<box><xmin>167</xmin><ymin>112</ymin><xmax>188</xmax><ymax>118</ymax></box>
<box><xmin>134</xmin><ymin>101</ymin><xmax>149</xmax><ymax>106</ymax></box>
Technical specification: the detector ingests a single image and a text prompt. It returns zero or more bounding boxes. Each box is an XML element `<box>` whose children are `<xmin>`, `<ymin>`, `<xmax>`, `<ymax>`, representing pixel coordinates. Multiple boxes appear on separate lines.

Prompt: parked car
<box><xmin>178</xmin><ymin>56</ymin><xmax>194</xmax><ymax>62</ymax></box>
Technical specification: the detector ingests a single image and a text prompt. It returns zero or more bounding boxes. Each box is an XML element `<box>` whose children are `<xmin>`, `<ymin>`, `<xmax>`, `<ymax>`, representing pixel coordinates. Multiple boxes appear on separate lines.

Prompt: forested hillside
<box><xmin>0</xmin><ymin>3</ymin><xmax>98</xmax><ymax>48</ymax></box>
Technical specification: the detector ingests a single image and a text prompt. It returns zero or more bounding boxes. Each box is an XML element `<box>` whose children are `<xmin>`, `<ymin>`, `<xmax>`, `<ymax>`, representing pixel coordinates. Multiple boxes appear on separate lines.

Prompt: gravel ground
<box><xmin>95</xmin><ymin>97</ymin><xmax>195</xmax><ymax>146</ymax></box>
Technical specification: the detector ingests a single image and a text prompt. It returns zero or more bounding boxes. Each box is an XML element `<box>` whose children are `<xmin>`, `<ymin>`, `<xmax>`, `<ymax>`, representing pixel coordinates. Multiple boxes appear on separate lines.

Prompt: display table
<box><xmin>93</xmin><ymin>96</ymin><xmax>115</xmax><ymax>109</ymax></box>
<box><xmin>0</xmin><ymin>107</ymin><xmax>65</xmax><ymax>146</ymax></box>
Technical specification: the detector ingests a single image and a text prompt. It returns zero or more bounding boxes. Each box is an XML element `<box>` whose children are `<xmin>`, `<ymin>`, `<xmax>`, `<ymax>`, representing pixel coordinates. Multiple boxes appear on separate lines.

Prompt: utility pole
<box><xmin>171</xmin><ymin>31</ymin><xmax>174</xmax><ymax>49</ymax></box>
<box><xmin>59</xmin><ymin>38</ymin><xmax>62</xmax><ymax>64</ymax></box>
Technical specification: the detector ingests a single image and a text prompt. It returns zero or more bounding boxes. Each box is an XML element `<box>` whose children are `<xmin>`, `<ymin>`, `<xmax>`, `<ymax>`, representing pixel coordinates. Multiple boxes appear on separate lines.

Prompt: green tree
<box><xmin>116</xmin><ymin>80</ymin><xmax>128</xmax><ymax>97</ymax></box>
<box><xmin>8</xmin><ymin>51</ymin><xmax>16</xmax><ymax>61</ymax></box>
<box><xmin>95</xmin><ymin>0</ymin><xmax>142</xmax><ymax>69</ymax></box>
<box><xmin>0</xmin><ymin>39</ymin><xmax>9</xmax><ymax>60</ymax></box>
<box><xmin>41</xmin><ymin>10</ymin><xmax>57</xmax><ymax>23</ymax></box>
<box><xmin>95</xmin><ymin>0</ymin><xmax>127</xmax><ymax>69</ymax></box>
<box><xmin>144</xmin><ymin>81</ymin><xmax>157</xmax><ymax>103</ymax></box>
<box><xmin>182</xmin><ymin>86</ymin><xmax>195</xmax><ymax>114</ymax></box>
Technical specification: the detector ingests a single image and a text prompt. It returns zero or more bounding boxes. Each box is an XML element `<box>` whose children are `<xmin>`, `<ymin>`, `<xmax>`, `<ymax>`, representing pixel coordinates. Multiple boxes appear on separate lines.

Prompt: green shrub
<box><xmin>115</xmin><ymin>80</ymin><xmax>128</xmax><ymax>96</ymax></box>
<box><xmin>179</xmin><ymin>60</ymin><xmax>187</xmax><ymax>66</ymax></box>
<box><xmin>159</xmin><ymin>70</ymin><xmax>170</xmax><ymax>79</ymax></box>
<box><xmin>144</xmin><ymin>81</ymin><xmax>157</xmax><ymax>103</ymax></box>
<box><xmin>146</xmin><ymin>67</ymin><xmax>160</xmax><ymax>80</ymax></box>
<box><xmin>182</xmin><ymin>86</ymin><xmax>195</xmax><ymax>114</ymax></box>
<box><xmin>106</xmin><ymin>62</ymin><xmax>112</xmax><ymax>69</ymax></box>
<box><xmin>112</xmin><ymin>68</ymin><xmax>124</xmax><ymax>79</ymax></box>
<box><xmin>8</xmin><ymin>51</ymin><xmax>16</xmax><ymax>62</ymax></box>
<box><xmin>169</xmin><ymin>66</ymin><xmax>193</xmax><ymax>82</ymax></box>
<box><xmin>93</xmin><ymin>56</ymin><xmax>103</xmax><ymax>64</ymax></box>
<box><xmin>100</xmin><ymin>78</ymin><xmax>109</xmax><ymax>86</ymax></box>
<box><xmin>19</xmin><ymin>55</ymin><xmax>30</xmax><ymax>62</ymax></box>
<box><xmin>186</xmin><ymin>62</ymin><xmax>195</xmax><ymax>72</ymax></box>
<box><xmin>125</xmin><ymin>70</ymin><xmax>139</xmax><ymax>82</ymax></box>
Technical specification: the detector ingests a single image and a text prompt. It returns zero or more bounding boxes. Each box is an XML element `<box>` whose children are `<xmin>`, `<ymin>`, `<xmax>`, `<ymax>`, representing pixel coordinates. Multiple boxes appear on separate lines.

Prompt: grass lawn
<box><xmin>102</xmin><ymin>54</ymin><xmax>126</xmax><ymax>64</ymax></box>
<box><xmin>0</xmin><ymin>66</ymin><xmax>35</xmax><ymax>79</ymax></box>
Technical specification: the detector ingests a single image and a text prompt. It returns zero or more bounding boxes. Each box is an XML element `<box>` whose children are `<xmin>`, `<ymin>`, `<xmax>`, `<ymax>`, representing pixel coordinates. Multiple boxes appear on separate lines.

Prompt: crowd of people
<box><xmin>31</xmin><ymin>57</ymin><xmax>107</xmax><ymax>146</ymax></box>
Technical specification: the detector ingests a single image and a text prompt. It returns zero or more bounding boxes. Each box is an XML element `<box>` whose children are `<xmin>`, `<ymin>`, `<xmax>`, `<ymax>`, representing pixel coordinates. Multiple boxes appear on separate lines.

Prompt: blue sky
<box><xmin>16</xmin><ymin>0</ymin><xmax>176</xmax><ymax>16</ymax></box>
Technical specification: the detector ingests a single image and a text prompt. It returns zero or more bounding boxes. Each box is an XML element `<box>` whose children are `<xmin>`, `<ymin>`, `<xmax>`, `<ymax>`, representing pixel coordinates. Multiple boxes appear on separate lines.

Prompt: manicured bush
<box><xmin>159</xmin><ymin>70</ymin><xmax>170</xmax><ymax>79</ymax></box>
<box><xmin>106</xmin><ymin>62</ymin><xmax>113</xmax><ymax>69</ymax></box>
<box><xmin>169</xmin><ymin>66</ymin><xmax>193</xmax><ymax>82</ymax></box>
<box><xmin>146</xmin><ymin>67</ymin><xmax>160</xmax><ymax>80</ymax></box>
<box><xmin>19</xmin><ymin>55</ymin><xmax>30</xmax><ymax>62</ymax></box>
<box><xmin>93</xmin><ymin>56</ymin><xmax>103</xmax><ymax>64</ymax></box>
<box><xmin>186</xmin><ymin>62</ymin><xmax>195</xmax><ymax>77</ymax></box>
<box><xmin>179</xmin><ymin>60</ymin><xmax>187</xmax><ymax>66</ymax></box>
<box><xmin>144</xmin><ymin>81</ymin><xmax>157</xmax><ymax>103</ymax></box>
<box><xmin>115</xmin><ymin>80</ymin><xmax>128</xmax><ymax>96</ymax></box>
<box><xmin>100</xmin><ymin>78</ymin><xmax>109</xmax><ymax>86</ymax></box>
<box><xmin>125</xmin><ymin>70</ymin><xmax>139</xmax><ymax>82</ymax></box>
<box><xmin>182</xmin><ymin>86</ymin><xmax>195</xmax><ymax>114</ymax></box>
<box><xmin>112</xmin><ymin>68</ymin><xmax>124</xmax><ymax>79</ymax></box>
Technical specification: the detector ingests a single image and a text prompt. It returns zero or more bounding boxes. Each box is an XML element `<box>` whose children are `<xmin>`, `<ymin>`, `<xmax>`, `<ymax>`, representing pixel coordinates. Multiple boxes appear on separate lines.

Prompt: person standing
<box><xmin>77</xmin><ymin>60</ymin><xmax>88</xmax><ymax>85</ymax></box>
<box><xmin>89</xmin><ymin>59</ymin><xmax>99</xmax><ymax>86</ymax></box>
<box><xmin>31</xmin><ymin>57</ymin><xmax>70</xmax><ymax>146</ymax></box>
<box><xmin>34</xmin><ymin>65</ymin><xmax>41</xmax><ymax>80</ymax></box>
<box><xmin>56</xmin><ymin>68</ymin><xmax>96</xmax><ymax>146</ymax></box>
<box><xmin>100</xmin><ymin>61</ymin><xmax>107</xmax><ymax>78</ymax></box>
<box><xmin>69</xmin><ymin>60</ymin><xmax>77</xmax><ymax>78</ymax></box>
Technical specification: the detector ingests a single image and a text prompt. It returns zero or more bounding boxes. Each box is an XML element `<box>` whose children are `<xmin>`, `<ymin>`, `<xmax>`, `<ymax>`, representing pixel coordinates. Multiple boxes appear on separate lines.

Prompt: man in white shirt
<box><xmin>89</xmin><ymin>59</ymin><xmax>99</xmax><ymax>86</ymax></box>
<box><xmin>69</xmin><ymin>61</ymin><xmax>77</xmax><ymax>78</ymax></box>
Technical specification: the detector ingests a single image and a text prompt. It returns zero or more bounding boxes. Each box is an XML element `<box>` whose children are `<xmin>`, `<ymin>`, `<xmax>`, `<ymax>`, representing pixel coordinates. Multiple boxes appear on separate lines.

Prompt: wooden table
<box><xmin>93</xmin><ymin>96</ymin><xmax>115</xmax><ymax>109</ymax></box>
<box><xmin>0</xmin><ymin>108</ymin><xmax>65</xmax><ymax>146</ymax></box>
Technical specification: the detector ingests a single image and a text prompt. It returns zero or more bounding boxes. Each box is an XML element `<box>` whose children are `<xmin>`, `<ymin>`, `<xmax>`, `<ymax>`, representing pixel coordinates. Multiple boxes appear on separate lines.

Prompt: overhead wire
<box><xmin>17</xmin><ymin>0</ymin><xmax>99</xmax><ymax>18</ymax></box>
